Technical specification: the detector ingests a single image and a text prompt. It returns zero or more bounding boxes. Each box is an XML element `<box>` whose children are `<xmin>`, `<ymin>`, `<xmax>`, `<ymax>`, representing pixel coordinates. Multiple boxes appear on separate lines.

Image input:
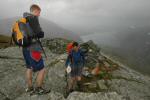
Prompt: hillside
<box><xmin>0</xmin><ymin>17</ymin><xmax>81</xmax><ymax>41</ymax></box>
<box><xmin>0</xmin><ymin>34</ymin><xmax>11</xmax><ymax>48</ymax></box>
<box><xmin>0</xmin><ymin>38</ymin><xmax>149</xmax><ymax>100</ymax></box>
<box><xmin>114</xmin><ymin>26</ymin><xmax>150</xmax><ymax>75</ymax></box>
<box><xmin>81</xmin><ymin>27</ymin><xmax>150</xmax><ymax>76</ymax></box>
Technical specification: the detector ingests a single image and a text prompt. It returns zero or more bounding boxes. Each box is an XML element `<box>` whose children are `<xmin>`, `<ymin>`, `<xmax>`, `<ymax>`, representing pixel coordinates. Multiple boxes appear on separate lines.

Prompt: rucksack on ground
<box><xmin>11</xmin><ymin>18</ymin><xmax>34</xmax><ymax>47</ymax></box>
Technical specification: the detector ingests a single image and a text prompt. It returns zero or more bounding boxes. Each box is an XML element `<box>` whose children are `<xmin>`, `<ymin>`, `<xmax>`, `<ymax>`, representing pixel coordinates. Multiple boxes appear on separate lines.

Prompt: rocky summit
<box><xmin>0</xmin><ymin>38</ymin><xmax>150</xmax><ymax>100</ymax></box>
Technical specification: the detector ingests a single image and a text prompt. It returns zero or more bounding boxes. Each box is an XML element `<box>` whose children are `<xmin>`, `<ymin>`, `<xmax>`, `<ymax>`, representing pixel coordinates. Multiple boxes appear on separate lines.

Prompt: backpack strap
<box><xmin>10</xmin><ymin>34</ymin><xmax>13</xmax><ymax>46</ymax></box>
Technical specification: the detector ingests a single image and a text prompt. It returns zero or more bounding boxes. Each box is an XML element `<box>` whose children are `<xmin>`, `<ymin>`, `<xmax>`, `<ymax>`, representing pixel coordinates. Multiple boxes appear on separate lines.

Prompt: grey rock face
<box><xmin>0</xmin><ymin>47</ymin><xmax>26</xmax><ymax>100</ymax></box>
<box><xmin>97</xmin><ymin>80</ymin><xmax>108</xmax><ymax>90</ymax></box>
<box><xmin>0</xmin><ymin>39</ymin><xmax>149</xmax><ymax>100</ymax></box>
<box><xmin>15</xmin><ymin>91</ymin><xmax>65</xmax><ymax>100</ymax></box>
<box><xmin>108</xmin><ymin>67</ymin><xmax>150</xmax><ymax>100</ymax></box>
<box><xmin>45</xmin><ymin>61</ymin><xmax>67</xmax><ymax>94</ymax></box>
<box><xmin>67</xmin><ymin>92</ymin><xmax>124</xmax><ymax>100</ymax></box>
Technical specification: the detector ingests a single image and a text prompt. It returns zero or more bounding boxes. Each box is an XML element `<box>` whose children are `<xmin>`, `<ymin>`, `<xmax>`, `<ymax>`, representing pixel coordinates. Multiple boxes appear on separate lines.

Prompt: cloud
<box><xmin>0</xmin><ymin>0</ymin><xmax>150</xmax><ymax>33</ymax></box>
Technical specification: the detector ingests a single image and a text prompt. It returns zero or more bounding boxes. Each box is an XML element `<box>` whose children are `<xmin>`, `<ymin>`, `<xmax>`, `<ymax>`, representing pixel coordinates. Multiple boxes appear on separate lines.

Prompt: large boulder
<box><xmin>44</xmin><ymin>55</ymin><xmax>67</xmax><ymax>95</ymax></box>
<box><xmin>0</xmin><ymin>47</ymin><xmax>26</xmax><ymax>99</ymax></box>
<box><xmin>15</xmin><ymin>91</ymin><xmax>65</xmax><ymax>100</ymax></box>
<box><xmin>67</xmin><ymin>92</ymin><xmax>124</xmax><ymax>100</ymax></box>
<box><xmin>106</xmin><ymin>65</ymin><xmax>150</xmax><ymax>100</ymax></box>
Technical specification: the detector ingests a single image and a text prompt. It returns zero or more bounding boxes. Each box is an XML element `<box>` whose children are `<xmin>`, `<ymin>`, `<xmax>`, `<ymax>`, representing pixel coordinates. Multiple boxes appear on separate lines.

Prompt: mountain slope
<box><xmin>0</xmin><ymin>17</ymin><xmax>81</xmax><ymax>41</ymax></box>
<box><xmin>110</xmin><ymin>26</ymin><xmax>150</xmax><ymax>75</ymax></box>
<box><xmin>81</xmin><ymin>26</ymin><xmax>150</xmax><ymax>76</ymax></box>
<box><xmin>0</xmin><ymin>38</ymin><xmax>149</xmax><ymax>100</ymax></box>
<box><xmin>0</xmin><ymin>35</ymin><xmax>11</xmax><ymax>48</ymax></box>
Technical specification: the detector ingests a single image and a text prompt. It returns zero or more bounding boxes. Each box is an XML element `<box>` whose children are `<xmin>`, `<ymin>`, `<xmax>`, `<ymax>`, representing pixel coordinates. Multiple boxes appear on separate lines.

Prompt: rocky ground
<box><xmin>0</xmin><ymin>38</ymin><xmax>149</xmax><ymax>100</ymax></box>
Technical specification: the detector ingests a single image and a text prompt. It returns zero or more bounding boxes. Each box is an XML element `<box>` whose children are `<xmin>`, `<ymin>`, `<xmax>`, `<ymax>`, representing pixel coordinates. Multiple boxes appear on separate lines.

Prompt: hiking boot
<box><xmin>25</xmin><ymin>86</ymin><xmax>34</xmax><ymax>93</ymax></box>
<box><xmin>64</xmin><ymin>89</ymin><xmax>72</xmax><ymax>98</ymax></box>
<box><xmin>34</xmin><ymin>87</ymin><xmax>50</xmax><ymax>95</ymax></box>
<box><xmin>69</xmin><ymin>89</ymin><xmax>74</xmax><ymax>93</ymax></box>
<box><xmin>65</xmin><ymin>88</ymin><xmax>74</xmax><ymax>98</ymax></box>
<box><xmin>77</xmin><ymin>81</ymin><xmax>82</xmax><ymax>91</ymax></box>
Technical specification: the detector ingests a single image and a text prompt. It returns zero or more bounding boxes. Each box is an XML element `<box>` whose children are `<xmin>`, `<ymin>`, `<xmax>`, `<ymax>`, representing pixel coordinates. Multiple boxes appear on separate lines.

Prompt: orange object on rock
<box><xmin>92</xmin><ymin>66</ymin><xmax>101</xmax><ymax>75</ymax></box>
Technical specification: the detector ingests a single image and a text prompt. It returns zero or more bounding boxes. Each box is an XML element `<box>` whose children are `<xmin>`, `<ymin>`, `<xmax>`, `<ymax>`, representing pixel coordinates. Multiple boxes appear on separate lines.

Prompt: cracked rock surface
<box><xmin>0</xmin><ymin>39</ymin><xmax>149</xmax><ymax>100</ymax></box>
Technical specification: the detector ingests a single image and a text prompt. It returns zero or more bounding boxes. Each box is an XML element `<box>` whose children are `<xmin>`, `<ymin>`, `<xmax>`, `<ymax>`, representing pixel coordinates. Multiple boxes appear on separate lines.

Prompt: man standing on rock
<box><xmin>22</xmin><ymin>4</ymin><xmax>49</xmax><ymax>94</ymax></box>
<box><xmin>66</xmin><ymin>42</ymin><xmax>85</xmax><ymax>93</ymax></box>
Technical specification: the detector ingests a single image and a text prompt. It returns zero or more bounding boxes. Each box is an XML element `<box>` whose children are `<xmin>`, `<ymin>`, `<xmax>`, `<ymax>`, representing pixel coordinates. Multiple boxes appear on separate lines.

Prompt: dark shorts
<box><xmin>70</xmin><ymin>63</ymin><xmax>83</xmax><ymax>77</ymax></box>
<box><xmin>22</xmin><ymin>48</ymin><xmax>44</xmax><ymax>72</ymax></box>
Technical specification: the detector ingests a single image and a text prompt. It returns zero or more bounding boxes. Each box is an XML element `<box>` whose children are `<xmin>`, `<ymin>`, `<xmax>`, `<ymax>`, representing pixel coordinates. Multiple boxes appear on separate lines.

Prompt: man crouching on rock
<box><xmin>66</xmin><ymin>42</ymin><xmax>85</xmax><ymax>93</ymax></box>
<box><xmin>22</xmin><ymin>4</ymin><xmax>48</xmax><ymax>94</ymax></box>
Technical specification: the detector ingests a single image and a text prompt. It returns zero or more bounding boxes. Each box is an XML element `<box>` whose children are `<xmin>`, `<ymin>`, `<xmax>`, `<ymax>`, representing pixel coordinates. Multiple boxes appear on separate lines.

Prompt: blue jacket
<box><xmin>65</xmin><ymin>49</ymin><xmax>85</xmax><ymax>67</ymax></box>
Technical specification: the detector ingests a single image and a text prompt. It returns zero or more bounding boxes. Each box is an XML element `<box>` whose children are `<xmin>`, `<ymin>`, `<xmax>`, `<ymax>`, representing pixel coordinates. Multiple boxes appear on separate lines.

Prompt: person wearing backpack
<box><xmin>24</xmin><ymin>4</ymin><xmax>50</xmax><ymax>94</ymax></box>
<box><xmin>66</xmin><ymin>42</ymin><xmax>85</xmax><ymax>93</ymax></box>
<box><xmin>11</xmin><ymin>4</ymin><xmax>49</xmax><ymax>94</ymax></box>
<box><xmin>66</xmin><ymin>41</ymin><xmax>74</xmax><ymax>54</ymax></box>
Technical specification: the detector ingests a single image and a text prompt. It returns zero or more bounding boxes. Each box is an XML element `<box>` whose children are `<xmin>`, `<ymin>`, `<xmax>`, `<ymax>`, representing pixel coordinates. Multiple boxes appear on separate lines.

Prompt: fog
<box><xmin>0</xmin><ymin>0</ymin><xmax>150</xmax><ymax>34</ymax></box>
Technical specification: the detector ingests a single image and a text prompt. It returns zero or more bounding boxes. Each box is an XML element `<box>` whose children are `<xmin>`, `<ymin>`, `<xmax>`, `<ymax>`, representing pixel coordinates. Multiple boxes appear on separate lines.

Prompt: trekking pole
<box><xmin>10</xmin><ymin>35</ymin><xmax>13</xmax><ymax>46</ymax></box>
<box><xmin>65</xmin><ymin>71</ymin><xmax>68</xmax><ymax>90</ymax></box>
<box><xmin>37</xmin><ymin>38</ymin><xmax>47</xmax><ymax>59</ymax></box>
<box><xmin>65</xmin><ymin>70</ymin><xmax>69</xmax><ymax>98</ymax></box>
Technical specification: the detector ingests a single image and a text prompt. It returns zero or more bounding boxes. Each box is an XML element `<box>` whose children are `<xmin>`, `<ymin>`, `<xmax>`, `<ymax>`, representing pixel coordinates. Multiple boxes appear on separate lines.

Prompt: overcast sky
<box><xmin>0</xmin><ymin>0</ymin><xmax>150</xmax><ymax>34</ymax></box>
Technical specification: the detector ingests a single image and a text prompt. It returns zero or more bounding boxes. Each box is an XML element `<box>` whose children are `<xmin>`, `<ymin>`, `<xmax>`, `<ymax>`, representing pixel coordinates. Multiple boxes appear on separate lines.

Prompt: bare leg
<box><xmin>26</xmin><ymin>69</ymin><xmax>33</xmax><ymax>88</ymax></box>
<box><xmin>36</xmin><ymin>68</ymin><xmax>46</xmax><ymax>87</ymax></box>
<box><xmin>77</xmin><ymin>76</ymin><xmax>81</xmax><ymax>81</ymax></box>
<box><xmin>76</xmin><ymin>76</ymin><xmax>82</xmax><ymax>91</ymax></box>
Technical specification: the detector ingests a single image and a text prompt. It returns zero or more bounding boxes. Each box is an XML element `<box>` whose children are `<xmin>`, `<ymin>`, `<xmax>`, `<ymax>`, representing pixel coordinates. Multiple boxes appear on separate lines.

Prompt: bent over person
<box><xmin>66</xmin><ymin>42</ymin><xmax>85</xmax><ymax>94</ymax></box>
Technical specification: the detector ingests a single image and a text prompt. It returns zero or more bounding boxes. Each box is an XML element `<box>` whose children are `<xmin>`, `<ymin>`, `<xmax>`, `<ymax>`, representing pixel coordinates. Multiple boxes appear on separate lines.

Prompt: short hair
<box><xmin>30</xmin><ymin>4</ymin><xmax>41</xmax><ymax>12</ymax></box>
<box><xmin>72</xmin><ymin>42</ymin><xmax>79</xmax><ymax>47</ymax></box>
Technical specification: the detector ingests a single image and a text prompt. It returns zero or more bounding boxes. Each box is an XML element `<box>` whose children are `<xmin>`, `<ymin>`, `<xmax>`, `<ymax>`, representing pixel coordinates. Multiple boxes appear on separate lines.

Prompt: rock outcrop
<box><xmin>0</xmin><ymin>38</ymin><xmax>149</xmax><ymax>100</ymax></box>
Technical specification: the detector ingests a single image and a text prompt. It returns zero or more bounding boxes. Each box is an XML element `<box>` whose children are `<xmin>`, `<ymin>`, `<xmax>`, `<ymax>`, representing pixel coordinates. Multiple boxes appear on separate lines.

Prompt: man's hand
<box><xmin>18</xmin><ymin>39</ymin><xmax>22</xmax><ymax>45</ymax></box>
<box><xmin>37</xmin><ymin>31</ymin><xmax>44</xmax><ymax>38</ymax></box>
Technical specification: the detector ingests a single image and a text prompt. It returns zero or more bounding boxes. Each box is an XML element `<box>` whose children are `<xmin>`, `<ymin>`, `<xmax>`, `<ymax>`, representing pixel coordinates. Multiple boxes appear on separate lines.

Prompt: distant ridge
<box><xmin>0</xmin><ymin>17</ymin><xmax>82</xmax><ymax>42</ymax></box>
